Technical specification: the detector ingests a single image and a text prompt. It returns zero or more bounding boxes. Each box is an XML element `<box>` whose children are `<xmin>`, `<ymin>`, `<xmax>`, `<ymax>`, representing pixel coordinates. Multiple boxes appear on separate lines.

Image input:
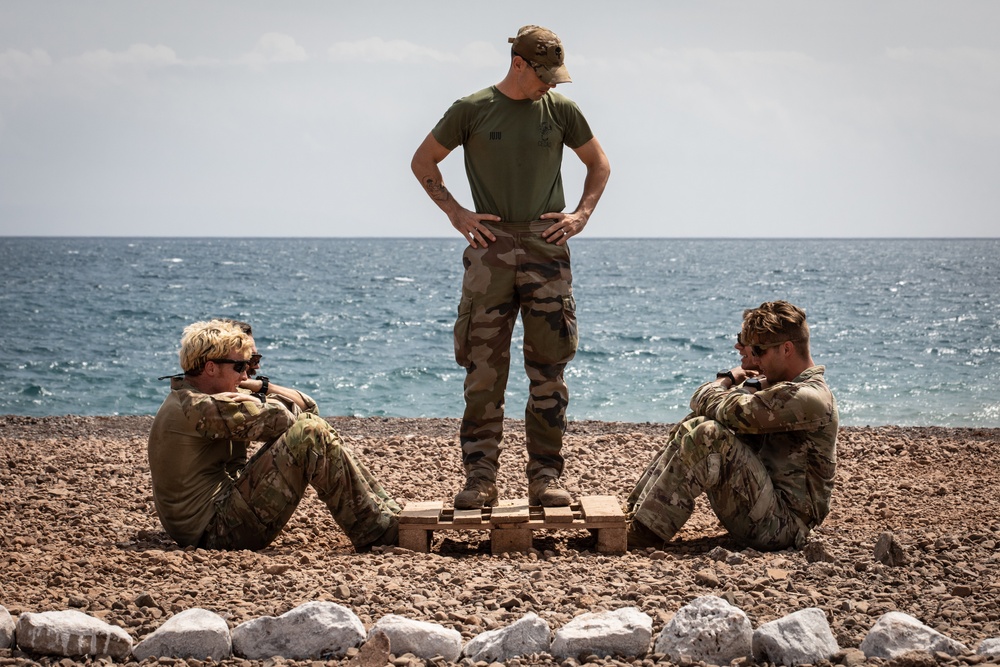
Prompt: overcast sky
<box><xmin>1</xmin><ymin>1</ymin><xmax>998</xmax><ymax>238</ymax></box>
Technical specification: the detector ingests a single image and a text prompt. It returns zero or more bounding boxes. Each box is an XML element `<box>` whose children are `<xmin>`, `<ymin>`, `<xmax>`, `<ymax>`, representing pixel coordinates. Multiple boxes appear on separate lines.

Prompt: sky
<box><xmin>1</xmin><ymin>1</ymin><xmax>998</xmax><ymax>238</ymax></box>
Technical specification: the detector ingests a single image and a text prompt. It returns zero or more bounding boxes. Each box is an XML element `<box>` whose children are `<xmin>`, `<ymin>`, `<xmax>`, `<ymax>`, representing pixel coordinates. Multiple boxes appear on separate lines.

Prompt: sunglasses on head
<box><xmin>210</xmin><ymin>358</ymin><xmax>251</xmax><ymax>373</ymax></box>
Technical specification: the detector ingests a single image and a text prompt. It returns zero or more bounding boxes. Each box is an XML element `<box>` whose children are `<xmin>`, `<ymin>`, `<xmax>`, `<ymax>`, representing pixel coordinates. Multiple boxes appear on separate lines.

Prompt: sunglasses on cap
<box><xmin>210</xmin><ymin>358</ymin><xmax>252</xmax><ymax>373</ymax></box>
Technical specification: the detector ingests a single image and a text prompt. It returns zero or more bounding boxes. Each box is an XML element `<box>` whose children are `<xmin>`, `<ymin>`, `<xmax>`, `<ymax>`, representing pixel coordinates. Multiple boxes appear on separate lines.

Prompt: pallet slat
<box><xmin>399</xmin><ymin>500</ymin><xmax>444</xmax><ymax>524</ymax></box>
<box><xmin>491</xmin><ymin>504</ymin><xmax>530</xmax><ymax>524</ymax></box>
<box><xmin>542</xmin><ymin>506</ymin><xmax>575</xmax><ymax>523</ymax></box>
<box><xmin>579</xmin><ymin>495</ymin><xmax>623</xmax><ymax>521</ymax></box>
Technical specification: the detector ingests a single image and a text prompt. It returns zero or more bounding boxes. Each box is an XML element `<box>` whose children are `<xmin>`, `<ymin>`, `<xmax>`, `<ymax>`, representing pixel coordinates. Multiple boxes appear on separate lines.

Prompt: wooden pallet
<box><xmin>398</xmin><ymin>495</ymin><xmax>626</xmax><ymax>554</ymax></box>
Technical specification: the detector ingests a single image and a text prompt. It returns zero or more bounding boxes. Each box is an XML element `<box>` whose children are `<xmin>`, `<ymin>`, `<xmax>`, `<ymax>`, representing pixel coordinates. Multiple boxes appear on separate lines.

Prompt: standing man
<box><xmin>148</xmin><ymin>320</ymin><xmax>400</xmax><ymax>552</ymax></box>
<box><xmin>411</xmin><ymin>25</ymin><xmax>611</xmax><ymax>509</ymax></box>
<box><xmin>627</xmin><ymin>301</ymin><xmax>838</xmax><ymax>551</ymax></box>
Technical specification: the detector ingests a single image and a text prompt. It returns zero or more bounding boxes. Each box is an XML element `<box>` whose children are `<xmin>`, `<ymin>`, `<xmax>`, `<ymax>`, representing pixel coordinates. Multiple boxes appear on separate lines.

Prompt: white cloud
<box><xmin>239</xmin><ymin>32</ymin><xmax>308</xmax><ymax>66</ymax></box>
<box><xmin>0</xmin><ymin>48</ymin><xmax>52</xmax><ymax>81</ymax></box>
<box><xmin>327</xmin><ymin>37</ymin><xmax>498</xmax><ymax>67</ymax></box>
<box><xmin>69</xmin><ymin>43</ymin><xmax>179</xmax><ymax>69</ymax></box>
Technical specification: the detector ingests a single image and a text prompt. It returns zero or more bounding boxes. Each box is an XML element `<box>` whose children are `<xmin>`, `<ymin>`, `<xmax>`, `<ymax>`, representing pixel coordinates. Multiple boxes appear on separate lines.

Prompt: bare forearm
<box><xmin>412</xmin><ymin>160</ymin><xmax>462</xmax><ymax>218</ymax></box>
<box><xmin>573</xmin><ymin>160</ymin><xmax>611</xmax><ymax>221</ymax></box>
<box><xmin>568</xmin><ymin>137</ymin><xmax>611</xmax><ymax>223</ymax></box>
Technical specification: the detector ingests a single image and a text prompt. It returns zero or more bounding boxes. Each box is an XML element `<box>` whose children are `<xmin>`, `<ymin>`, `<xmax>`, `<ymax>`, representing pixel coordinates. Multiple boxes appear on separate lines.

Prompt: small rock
<box><xmin>859</xmin><ymin>611</ymin><xmax>967</xmax><ymax>659</ymax></box>
<box><xmin>15</xmin><ymin>609</ymin><xmax>133</xmax><ymax>658</ymax></box>
<box><xmin>551</xmin><ymin>607</ymin><xmax>652</xmax><ymax>659</ymax></box>
<box><xmin>463</xmin><ymin>612</ymin><xmax>550</xmax><ymax>663</ymax></box>
<box><xmin>977</xmin><ymin>638</ymin><xmax>1000</xmax><ymax>657</ymax></box>
<box><xmin>752</xmin><ymin>607</ymin><xmax>839</xmax><ymax>667</ymax></box>
<box><xmin>368</xmin><ymin>614</ymin><xmax>462</xmax><ymax>662</ymax></box>
<box><xmin>0</xmin><ymin>606</ymin><xmax>14</xmax><ymax>649</ymax></box>
<box><xmin>803</xmin><ymin>540</ymin><xmax>838</xmax><ymax>564</ymax></box>
<box><xmin>835</xmin><ymin>647</ymin><xmax>867</xmax><ymax>666</ymax></box>
<box><xmin>874</xmin><ymin>532</ymin><xmax>908</xmax><ymax>567</ymax></box>
<box><xmin>232</xmin><ymin>601</ymin><xmax>365</xmax><ymax>660</ymax></box>
<box><xmin>654</xmin><ymin>595</ymin><xmax>751</xmax><ymax>664</ymax></box>
<box><xmin>134</xmin><ymin>593</ymin><xmax>159</xmax><ymax>609</ymax></box>
<box><xmin>132</xmin><ymin>608</ymin><xmax>231</xmax><ymax>661</ymax></box>
<box><xmin>694</xmin><ymin>569</ymin><xmax>721</xmax><ymax>587</ymax></box>
<box><xmin>350</xmin><ymin>630</ymin><xmax>390</xmax><ymax>667</ymax></box>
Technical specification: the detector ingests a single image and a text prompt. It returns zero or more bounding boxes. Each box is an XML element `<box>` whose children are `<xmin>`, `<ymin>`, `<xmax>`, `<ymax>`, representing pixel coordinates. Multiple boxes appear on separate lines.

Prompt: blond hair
<box><xmin>179</xmin><ymin>320</ymin><xmax>252</xmax><ymax>375</ymax></box>
<box><xmin>742</xmin><ymin>300</ymin><xmax>810</xmax><ymax>356</ymax></box>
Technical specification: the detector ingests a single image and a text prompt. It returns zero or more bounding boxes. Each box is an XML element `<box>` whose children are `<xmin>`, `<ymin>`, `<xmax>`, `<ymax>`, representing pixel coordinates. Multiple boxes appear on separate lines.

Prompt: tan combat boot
<box><xmin>527</xmin><ymin>475</ymin><xmax>572</xmax><ymax>507</ymax></box>
<box><xmin>454</xmin><ymin>476</ymin><xmax>499</xmax><ymax>509</ymax></box>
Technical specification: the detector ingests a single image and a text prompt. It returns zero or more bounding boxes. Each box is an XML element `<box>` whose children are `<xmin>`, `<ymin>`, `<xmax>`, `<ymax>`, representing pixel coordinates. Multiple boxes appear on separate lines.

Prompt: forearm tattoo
<box><xmin>422</xmin><ymin>176</ymin><xmax>452</xmax><ymax>204</ymax></box>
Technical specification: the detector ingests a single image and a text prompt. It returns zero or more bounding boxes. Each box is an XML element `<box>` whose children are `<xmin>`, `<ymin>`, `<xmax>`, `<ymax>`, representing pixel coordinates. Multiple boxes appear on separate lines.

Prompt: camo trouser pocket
<box><xmin>453</xmin><ymin>295</ymin><xmax>473</xmax><ymax>368</ymax></box>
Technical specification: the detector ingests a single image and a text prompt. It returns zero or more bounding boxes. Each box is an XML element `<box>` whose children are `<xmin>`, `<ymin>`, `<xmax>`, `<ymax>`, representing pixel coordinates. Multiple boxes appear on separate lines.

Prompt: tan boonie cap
<box><xmin>508</xmin><ymin>25</ymin><xmax>572</xmax><ymax>85</ymax></box>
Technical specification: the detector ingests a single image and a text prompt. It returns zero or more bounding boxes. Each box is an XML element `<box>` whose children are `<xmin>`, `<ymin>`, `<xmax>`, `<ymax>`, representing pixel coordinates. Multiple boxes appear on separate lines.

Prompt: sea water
<box><xmin>1</xmin><ymin>237</ymin><xmax>997</xmax><ymax>426</ymax></box>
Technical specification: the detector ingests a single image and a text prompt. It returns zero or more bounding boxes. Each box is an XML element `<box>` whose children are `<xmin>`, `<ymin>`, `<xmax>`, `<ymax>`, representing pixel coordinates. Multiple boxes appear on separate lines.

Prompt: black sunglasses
<box><xmin>751</xmin><ymin>339</ymin><xmax>802</xmax><ymax>357</ymax></box>
<box><xmin>210</xmin><ymin>358</ymin><xmax>251</xmax><ymax>373</ymax></box>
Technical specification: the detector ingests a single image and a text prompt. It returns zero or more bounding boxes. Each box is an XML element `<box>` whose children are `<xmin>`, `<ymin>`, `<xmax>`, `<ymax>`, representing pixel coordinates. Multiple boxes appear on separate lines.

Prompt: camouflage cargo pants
<box><xmin>627</xmin><ymin>416</ymin><xmax>808</xmax><ymax>550</ymax></box>
<box><xmin>454</xmin><ymin>220</ymin><xmax>578</xmax><ymax>482</ymax></box>
<box><xmin>200</xmin><ymin>413</ymin><xmax>401</xmax><ymax>551</ymax></box>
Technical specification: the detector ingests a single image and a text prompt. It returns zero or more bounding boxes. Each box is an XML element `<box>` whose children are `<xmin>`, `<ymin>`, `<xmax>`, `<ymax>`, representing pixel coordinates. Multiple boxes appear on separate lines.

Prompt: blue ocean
<box><xmin>1</xmin><ymin>237</ymin><xmax>997</xmax><ymax>427</ymax></box>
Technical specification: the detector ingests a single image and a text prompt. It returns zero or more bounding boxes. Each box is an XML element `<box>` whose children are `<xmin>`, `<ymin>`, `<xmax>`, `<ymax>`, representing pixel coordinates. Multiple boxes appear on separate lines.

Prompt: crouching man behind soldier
<box><xmin>148</xmin><ymin>319</ymin><xmax>400</xmax><ymax>552</ymax></box>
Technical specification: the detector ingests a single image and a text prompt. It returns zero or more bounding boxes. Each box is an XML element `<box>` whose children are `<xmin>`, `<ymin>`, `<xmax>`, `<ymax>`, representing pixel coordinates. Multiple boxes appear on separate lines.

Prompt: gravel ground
<box><xmin>1</xmin><ymin>415</ymin><xmax>999</xmax><ymax>666</ymax></box>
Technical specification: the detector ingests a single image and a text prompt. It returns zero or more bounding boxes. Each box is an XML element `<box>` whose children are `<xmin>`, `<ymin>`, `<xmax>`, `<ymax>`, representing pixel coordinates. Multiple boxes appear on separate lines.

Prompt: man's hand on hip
<box><xmin>451</xmin><ymin>210</ymin><xmax>500</xmax><ymax>248</ymax></box>
<box><xmin>541</xmin><ymin>211</ymin><xmax>587</xmax><ymax>245</ymax></box>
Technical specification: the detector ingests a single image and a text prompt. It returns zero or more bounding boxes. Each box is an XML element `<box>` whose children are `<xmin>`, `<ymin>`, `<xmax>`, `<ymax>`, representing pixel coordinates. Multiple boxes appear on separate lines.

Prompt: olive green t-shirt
<box><xmin>431</xmin><ymin>86</ymin><xmax>594</xmax><ymax>223</ymax></box>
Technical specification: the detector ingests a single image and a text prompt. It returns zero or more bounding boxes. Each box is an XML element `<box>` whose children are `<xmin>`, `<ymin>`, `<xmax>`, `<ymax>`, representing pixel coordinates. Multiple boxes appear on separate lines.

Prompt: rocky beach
<box><xmin>1</xmin><ymin>415</ymin><xmax>999</xmax><ymax>666</ymax></box>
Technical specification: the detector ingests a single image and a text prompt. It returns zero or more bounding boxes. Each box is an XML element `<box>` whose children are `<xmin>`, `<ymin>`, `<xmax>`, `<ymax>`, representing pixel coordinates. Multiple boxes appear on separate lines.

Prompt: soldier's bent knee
<box><xmin>283</xmin><ymin>415</ymin><xmax>341</xmax><ymax>463</ymax></box>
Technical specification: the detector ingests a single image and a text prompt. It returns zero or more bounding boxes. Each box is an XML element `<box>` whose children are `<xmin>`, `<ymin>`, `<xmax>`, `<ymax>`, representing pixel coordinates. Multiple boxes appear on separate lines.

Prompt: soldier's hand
<box><xmin>728</xmin><ymin>367</ymin><xmax>749</xmax><ymax>385</ymax></box>
<box><xmin>451</xmin><ymin>210</ymin><xmax>500</xmax><ymax>248</ymax></box>
<box><xmin>541</xmin><ymin>211</ymin><xmax>587</xmax><ymax>245</ymax></box>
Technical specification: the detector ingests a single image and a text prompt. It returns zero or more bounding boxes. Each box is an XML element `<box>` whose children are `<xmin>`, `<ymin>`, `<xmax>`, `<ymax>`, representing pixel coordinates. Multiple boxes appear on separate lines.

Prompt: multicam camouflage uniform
<box><xmin>147</xmin><ymin>378</ymin><xmax>399</xmax><ymax>551</ymax></box>
<box><xmin>627</xmin><ymin>366</ymin><xmax>838</xmax><ymax>550</ymax></box>
<box><xmin>455</xmin><ymin>220</ymin><xmax>578</xmax><ymax>481</ymax></box>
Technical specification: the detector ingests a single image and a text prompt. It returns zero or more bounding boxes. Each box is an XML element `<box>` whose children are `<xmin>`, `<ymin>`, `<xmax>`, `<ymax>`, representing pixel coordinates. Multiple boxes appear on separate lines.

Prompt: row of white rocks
<box><xmin>3</xmin><ymin>597</ymin><xmax>1000</xmax><ymax>666</ymax></box>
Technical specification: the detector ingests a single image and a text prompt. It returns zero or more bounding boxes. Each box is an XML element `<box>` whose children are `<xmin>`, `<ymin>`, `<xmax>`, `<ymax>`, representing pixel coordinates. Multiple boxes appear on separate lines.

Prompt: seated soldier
<box><xmin>148</xmin><ymin>319</ymin><xmax>400</xmax><ymax>552</ymax></box>
<box><xmin>627</xmin><ymin>300</ymin><xmax>838</xmax><ymax>551</ymax></box>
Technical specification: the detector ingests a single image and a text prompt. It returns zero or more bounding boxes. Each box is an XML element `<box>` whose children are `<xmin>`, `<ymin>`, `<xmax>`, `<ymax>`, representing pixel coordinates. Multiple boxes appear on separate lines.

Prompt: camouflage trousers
<box><xmin>454</xmin><ymin>220</ymin><xmax>579</xmax><ymax>482</ymax></box>
<box><xmin>200</xmin><ymin>413</ymin><xmax>400</xmax><ymax>551</ymax></box>
<box><xmin>627</xmin><ymin>416</ymin><xmax>809</xmax><ymax>551</ymax></box>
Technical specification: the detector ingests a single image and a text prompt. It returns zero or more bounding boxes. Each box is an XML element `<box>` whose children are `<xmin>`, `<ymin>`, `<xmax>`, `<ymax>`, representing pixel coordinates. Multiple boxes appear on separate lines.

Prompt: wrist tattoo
<box><xmin>422</xmin><ymin>177</ymin><xmax>452</xmax><ymax>203</ymax></box>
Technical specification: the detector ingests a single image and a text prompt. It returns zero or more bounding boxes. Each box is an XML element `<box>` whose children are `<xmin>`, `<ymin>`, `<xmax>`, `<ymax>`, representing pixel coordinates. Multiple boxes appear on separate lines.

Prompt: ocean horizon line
<box><xmin>3</xmin><ymin>235</ymin><xmax>999</xmax><ymax>242</ymax></box>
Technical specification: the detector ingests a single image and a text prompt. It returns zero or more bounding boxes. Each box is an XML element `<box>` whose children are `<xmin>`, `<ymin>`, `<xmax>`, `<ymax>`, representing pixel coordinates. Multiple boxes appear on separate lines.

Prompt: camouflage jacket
<box><xmin>689</xmin><ymin>365</ymin><xmax>839</xmax><ymax>527</ymax></box>
<box><xmin>147</xmin><ymin>378</ymin><xmax>318</xmax><ymax>546</ymax></box>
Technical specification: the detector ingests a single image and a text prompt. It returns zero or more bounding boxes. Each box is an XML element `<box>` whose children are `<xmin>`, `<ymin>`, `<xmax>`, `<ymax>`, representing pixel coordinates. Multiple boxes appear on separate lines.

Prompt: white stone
<box><xmin>0</xmin><ymin>606</ymin><xmax>14</xmax><ymax>649</ymax></box>
<box><xmin>463</xmin><ymin>612</ymin><xmax>550</xmax><ymax>663</ymax></box>
<box><xmin>132</xmin><ymin>608</ymin><xmax>232</xmax><ymax>661</ymax></box>
<box><xmin>367</xmin><ymin>614</ymin><xmax>462</xmax><ymax>662</ymax></box>
<box><xmin>860</xmin><ymin>612</ymin><xmax>967</xmax><ymax>659</ymax></box>
<box><xmin>14</xmin><ymin>609</ymin><xmax>133</xmax><ymax>658</ymax></box>
<box><xmin>655</xmin><ymin>595</ymin><xmax>752</xmax><ymax>664</ymax></box>
<box><xmin>752</xmin><ymin>607</ymin><xmax>839</xmax><ymax>667</ymax></box>
<box><xmin>551</xmin><ymin>607</ymin><xmax>653</xmax><ymax>659</ymax></box>
<box><xmin>977</xmin><ymin>638</ymin><xmax>1000</xmax><ymax>657</ymax></box>
<box><xmin>231</xmin><ymin>601</ymin><xmax>365</xmax><ymax>660</ymax></box>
